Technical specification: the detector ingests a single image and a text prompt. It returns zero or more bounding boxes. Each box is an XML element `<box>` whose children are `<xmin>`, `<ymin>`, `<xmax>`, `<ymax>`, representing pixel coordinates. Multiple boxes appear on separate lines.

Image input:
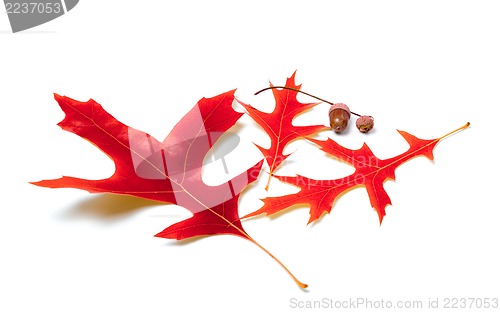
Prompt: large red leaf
<box><xmin>32</xmin><ymin>92</ymin><xmax>307</xmax><ymax>288</ymax></box>
<box><xmin>33</xmin><ymin>91</ymin><xmax>255</xmax><ymax>237</ymax></box>
<box><xmin>246</xmin><ymin>123</ymin><xmax>470</xmax><ymax>224</ymax></box>
<box><xmin>237</xmin><ymin>72</ymin><xmax>329</xmax><ymax>189</ymax></box>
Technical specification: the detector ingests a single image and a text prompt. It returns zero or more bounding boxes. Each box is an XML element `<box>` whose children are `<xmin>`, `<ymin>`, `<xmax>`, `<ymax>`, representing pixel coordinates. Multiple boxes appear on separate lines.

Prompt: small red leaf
<box><xmin>247</xmin><ymin>123</ymin><xmax>470</xmax><ymax>224</ymax></box>
<box><xmin>237</xmin><ymin>72</ymin><xmax>329</xmax><ymax>189</ymax></box>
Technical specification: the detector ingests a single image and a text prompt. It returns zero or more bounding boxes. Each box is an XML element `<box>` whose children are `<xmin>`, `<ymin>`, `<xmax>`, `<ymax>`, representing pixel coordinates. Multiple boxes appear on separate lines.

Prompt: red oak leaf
<box><xmin>245</xmin><ymin>123</ymin><xmax>470</xmax><ymax>224</ymax></box>
<box><xmin>32</xmin><ymin>92</ymin><xmax>306</xmax><ymax>288</ymax></box>
<box><xmin>237</xmin><ymin>72</ymin><xmax>329</xmax><ymax>190</ymax></box>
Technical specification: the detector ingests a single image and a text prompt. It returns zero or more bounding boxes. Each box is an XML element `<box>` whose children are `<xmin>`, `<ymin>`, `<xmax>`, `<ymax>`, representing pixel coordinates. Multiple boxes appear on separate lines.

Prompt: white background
<box><xmin>1</xmin><ymin>1</ymin><xmax>499</xmax><ymax>311</ymax></box>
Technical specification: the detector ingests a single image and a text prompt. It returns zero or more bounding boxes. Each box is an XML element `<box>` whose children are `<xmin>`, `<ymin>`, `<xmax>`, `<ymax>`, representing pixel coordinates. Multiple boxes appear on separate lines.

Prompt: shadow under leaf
<box><xmin>62</xmin><ymin>193</ymin><xmax>164</xmax><ymax>222</ymax></box>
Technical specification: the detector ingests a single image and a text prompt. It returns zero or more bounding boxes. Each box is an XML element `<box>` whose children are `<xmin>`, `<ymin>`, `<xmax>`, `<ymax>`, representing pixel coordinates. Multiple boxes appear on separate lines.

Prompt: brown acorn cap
<box><xmin>356</xmin><ymin>115</ymin><xmax>374</xmax><ymax>133</ymax></box>
<box><xmin>329</xmin><ymin>103</ymin><xmax>351</xmax><ymax>118</ymax></box>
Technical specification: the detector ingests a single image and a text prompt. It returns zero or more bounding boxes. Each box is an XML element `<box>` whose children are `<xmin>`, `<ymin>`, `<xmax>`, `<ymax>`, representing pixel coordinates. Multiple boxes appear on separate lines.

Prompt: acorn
<box><xmin>329</xmin><ymin>103</ymin><xmax>351</xmax><ymax>133</ymax></box>
<box><xmin>356</xmin><ymin>115</ymin><xmax>374</xmax><ymax>133</ymax></box>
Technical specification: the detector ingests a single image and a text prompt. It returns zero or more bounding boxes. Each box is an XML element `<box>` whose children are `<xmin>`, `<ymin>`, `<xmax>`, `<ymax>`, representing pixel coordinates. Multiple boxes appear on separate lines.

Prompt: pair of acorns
<box><xmin>255</xmin><ymin>86</ymin><xmax>374</xmax><ymax>134</ymax></box>
<box><xmin>329</xmin><ymin>103</ymin><xmax>374</xmax><ymax>133</ymax></box>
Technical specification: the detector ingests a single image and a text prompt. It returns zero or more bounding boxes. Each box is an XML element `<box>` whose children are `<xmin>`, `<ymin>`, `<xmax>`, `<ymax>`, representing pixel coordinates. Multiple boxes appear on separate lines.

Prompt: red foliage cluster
<box><xmin>32</xmin><ymin>73</ymin><xmax>468</xmax><ymax>288</ymax></box>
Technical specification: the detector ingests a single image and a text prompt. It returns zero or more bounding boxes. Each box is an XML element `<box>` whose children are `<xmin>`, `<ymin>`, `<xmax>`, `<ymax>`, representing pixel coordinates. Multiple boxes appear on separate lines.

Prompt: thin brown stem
<box><xmin>255</xmin><ymin>86</ymin><xmax>362</xmax><ymax>117</ymax></box>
